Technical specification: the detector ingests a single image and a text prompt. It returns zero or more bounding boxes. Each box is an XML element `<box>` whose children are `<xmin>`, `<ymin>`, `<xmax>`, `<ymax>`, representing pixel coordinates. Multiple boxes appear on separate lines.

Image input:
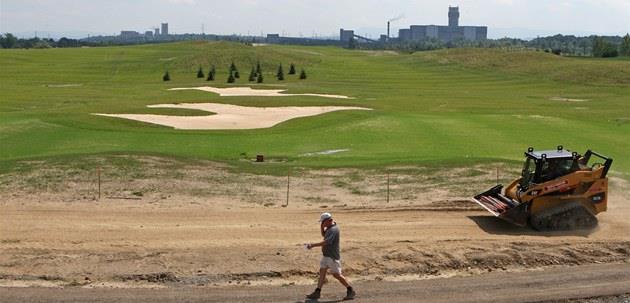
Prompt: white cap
<box><xmin>319</xmin><ymin>212</ymin><xmax>332</xmax><ymax>222</ymax></box>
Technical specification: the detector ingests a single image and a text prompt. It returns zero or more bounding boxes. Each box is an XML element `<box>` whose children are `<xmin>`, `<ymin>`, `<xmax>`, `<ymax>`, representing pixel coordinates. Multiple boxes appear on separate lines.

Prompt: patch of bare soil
<box><xmin>0</xmin><ymin>156</ymin><xmax>629</xmax><ymax>289</ymax></box>
<box><xmin>544</xmin><ymin>294</ymin><xmax>630</xmax><ymax>303</ymax></box>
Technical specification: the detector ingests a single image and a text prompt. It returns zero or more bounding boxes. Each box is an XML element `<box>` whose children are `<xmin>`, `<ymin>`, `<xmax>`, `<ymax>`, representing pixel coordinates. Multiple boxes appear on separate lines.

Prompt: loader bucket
<box><xmin>472</xmin><ymin>185</ymin><xmax>529</xmax><ymax>227</ymax></box>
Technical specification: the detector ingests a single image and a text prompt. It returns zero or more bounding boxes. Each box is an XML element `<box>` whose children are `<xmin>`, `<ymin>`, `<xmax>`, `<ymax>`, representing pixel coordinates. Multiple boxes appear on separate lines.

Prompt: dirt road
<box><xmin>2</xmin><ymin>264</ymin><xmax>629</xmax><ymax>303</ymax></box>
<box><xmin>2</xmin><ymin>203</ymin><xmax>629</xmax><ymax>288</ymax></box>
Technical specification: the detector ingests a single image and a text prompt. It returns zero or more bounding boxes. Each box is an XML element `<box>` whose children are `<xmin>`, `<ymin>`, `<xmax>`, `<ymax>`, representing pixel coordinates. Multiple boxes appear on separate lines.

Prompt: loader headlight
<box><xmin>591</xmin><ymin>193</ymin><xmax>605</xmax><ymax>203</ymax></box>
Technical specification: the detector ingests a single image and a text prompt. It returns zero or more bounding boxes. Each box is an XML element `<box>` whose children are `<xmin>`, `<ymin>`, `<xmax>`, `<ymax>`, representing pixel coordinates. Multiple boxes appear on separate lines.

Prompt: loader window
<box><xmin>520</xmin><ymin>157</ymin><xmax>536</xmax><ymax>190</ymax></box>
<box><xmin>538</xmin><ymin>159</ymin><xmax>576</xmax><ymax>183</ymax></box>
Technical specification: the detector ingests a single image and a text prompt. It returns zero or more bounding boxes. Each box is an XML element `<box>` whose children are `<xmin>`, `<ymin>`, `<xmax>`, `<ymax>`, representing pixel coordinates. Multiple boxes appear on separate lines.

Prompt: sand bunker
<box><xmin>550</xmin><ymin>97</ymin><xmax>589</xmax><ymax>102</ymax></box>
<box><xmin>169</xmin><ymin>86</ymin><xmax>352</xmax><ymax>99</ymax></box>
<box><xmin>45</xmin><ymin>84</ymin><xmax>83</xmax><ymax>88</ymax></box>
<box><xmin>95</xmin><ymin>103</ymin><xmax>370</xmax><ymax>130</ymax></box>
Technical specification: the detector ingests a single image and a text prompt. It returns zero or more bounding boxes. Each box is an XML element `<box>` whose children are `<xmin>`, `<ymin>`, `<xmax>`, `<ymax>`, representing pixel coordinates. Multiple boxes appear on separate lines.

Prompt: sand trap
<box><xmin>94</xmin><ymin>103</ymin><xmax>370</xmax><ymax>130</ymax></box>
<box><xmin>169</xmin><ymin>86</ymin><xmax>352</xmax><ymax>99</ymax></box>
<box><xmin>550</xmin><ymin>97</ymin><xmax>589</xmax><ymax>102</ymax></box>
<box><xmin>300</xmin><ymin>149</ymin><xmax>349</xmax><ymax>157</ymax></box>
<box><xmin>45</xmin><ymin>84</ymin><xmax>83</xmax><ymax>88</ymax></box>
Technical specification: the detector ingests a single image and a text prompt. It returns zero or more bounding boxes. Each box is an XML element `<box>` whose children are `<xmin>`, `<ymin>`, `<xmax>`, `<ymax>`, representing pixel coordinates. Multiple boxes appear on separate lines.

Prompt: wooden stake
<box><xmin>496</xmin><ymin>167</ymin><xmax>500</xmax><ymax>185</ymax></box>
<box><xmin>386</xmin><ymin>172</ymin><xmax>390</xmax><ymax>204</ymax></box>
<box><xmin>97</xmin><ymin>166</ymin><xmax>101</xmax><ymax>200</ymax></box>
<box><xmin>285</xmin><ymin>168</ymin><xmax>290</xmax><ymax>207</ymax></box>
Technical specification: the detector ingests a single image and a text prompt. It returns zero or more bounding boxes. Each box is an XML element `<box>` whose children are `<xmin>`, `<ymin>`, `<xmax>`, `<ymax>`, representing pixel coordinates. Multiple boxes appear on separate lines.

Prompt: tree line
<box><xmin>3</xmin><ymin>32</ymin><xmax>629</xmax><ymax>58</ymax></box>
<box><xmin>356</xmin><ymin>34</ymin><xmax>630</xmax><ymax>58</ymax></box>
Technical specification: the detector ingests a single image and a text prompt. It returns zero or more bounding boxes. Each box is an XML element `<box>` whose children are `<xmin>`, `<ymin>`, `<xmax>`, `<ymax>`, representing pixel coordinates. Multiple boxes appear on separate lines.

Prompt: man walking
<box><xmin>305</xmin><ymin>212</ymin><xmax>356</xmax><ymax>300</ymax></box>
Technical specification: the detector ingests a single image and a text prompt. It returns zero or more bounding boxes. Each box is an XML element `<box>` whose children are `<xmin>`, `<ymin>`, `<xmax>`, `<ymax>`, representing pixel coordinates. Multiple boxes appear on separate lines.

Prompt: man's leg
<box><xmin>317</xmin><ymin>267</ymin><xmax>328</xmax><ymax>289</ymax></box>
<box><xmin>331</xmin><ymin>272</ymin><xmax>350</xmax><ymax>287</ymax></box>
<box><xmin>332</xmin><ymin>272</ymin><xmax>355</xmax><ymax>300</ymax></box>
<box><xmin>306</xmin><ymin>267</ymin><xmax>328</xmax><ymax>300</ymax></box>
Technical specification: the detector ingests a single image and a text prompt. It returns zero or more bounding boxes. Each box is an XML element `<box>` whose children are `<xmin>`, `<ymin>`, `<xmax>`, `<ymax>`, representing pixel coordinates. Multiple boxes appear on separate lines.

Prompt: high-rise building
<box><xmin>161</xmin><ymin>23</ymin><xmax>169</xmax><ymax>36</ymax></box>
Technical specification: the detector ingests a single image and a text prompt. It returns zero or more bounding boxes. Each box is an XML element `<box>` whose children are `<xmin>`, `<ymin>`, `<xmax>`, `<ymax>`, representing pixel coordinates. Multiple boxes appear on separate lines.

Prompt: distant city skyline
<box><xmin>1</xmin><ymin>0</ymin><xmax>629</xmax><ymax>40</ymax></box>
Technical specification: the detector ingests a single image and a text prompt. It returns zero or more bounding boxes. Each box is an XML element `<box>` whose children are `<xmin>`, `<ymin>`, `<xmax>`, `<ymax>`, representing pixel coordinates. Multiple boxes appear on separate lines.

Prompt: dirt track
<box><xmin>1</xmin><ymin>157</ymin><xmax>629</xmax><ymax>300</ymax></box>
<box><xmin>1</xmin><ymin>264</ymin><xmax>629</xmax><ymax>302</ymax></box>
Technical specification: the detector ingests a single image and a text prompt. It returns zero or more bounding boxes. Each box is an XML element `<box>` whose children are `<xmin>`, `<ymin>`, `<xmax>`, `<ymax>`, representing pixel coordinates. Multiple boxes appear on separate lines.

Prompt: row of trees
<box><xmin>163</xmin><ymin>62</ymin><xmax>307</xmax><ymax>82</ymax></box>
<box><xmin>353</xmin><ymin>34</ymin><xmax>630</xmax><ymax>58</ymax></box>
<box><xmin>592</xmin><ymin>35</ymin><xmax>630</xmax><ymax>57</ymax></box>
<box><xmin>0</xmin><ymin>33</ymin><xmax>88</xmax><ymax>49</ymax></box>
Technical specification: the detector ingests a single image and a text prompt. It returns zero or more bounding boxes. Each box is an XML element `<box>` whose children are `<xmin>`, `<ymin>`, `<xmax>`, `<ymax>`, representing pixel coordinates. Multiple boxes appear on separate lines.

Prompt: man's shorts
<box><xmin>320</xmin><ymin>256</ymin><xmax>342</xmax><ymax>274</ymax></box>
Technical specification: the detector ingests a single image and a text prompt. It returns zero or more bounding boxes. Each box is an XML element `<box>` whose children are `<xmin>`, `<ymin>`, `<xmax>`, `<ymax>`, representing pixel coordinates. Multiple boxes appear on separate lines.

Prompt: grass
<box><xmin>1</xmin><ymin>42</ymin><xmax>629</xmax><ymax>175</ymax></box>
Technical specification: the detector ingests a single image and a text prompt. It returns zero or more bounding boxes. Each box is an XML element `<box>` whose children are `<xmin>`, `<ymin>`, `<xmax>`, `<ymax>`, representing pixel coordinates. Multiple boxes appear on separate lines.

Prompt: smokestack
<box><xmin>387</xmin><ymin>21</ymin><xmax>390</xmax><ymax>40</ymax></box>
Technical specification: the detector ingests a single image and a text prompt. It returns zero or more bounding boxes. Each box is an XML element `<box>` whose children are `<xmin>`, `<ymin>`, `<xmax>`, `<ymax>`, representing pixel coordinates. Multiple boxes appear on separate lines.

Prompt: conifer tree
<box><xmin>248</xmin><ymin>67</ymin><xmax>256</xmax><ymax>81</ymax></box>
<box><xmin>257</xmin><ymin>73</ymin><xmax>264</xmax><ymax>83</ymax></box>
<box><xmin>621</xmin><ymin>34</ymin><xmax>630</xmax><ymax>57</ymax></box>
<box><xmin>276</xmin><ymin>64</ymin><xmax>284</xmax><ymax>81</ymax></box>
<box><xmin>163</xmin><ymin>71</ymin><xmax>170</xmax><ymax>81</ymax></box>
<box><xmin>288</xmin><ymin>63</ymin><xmax>296</xmax><ymax>75</ymax></box>
<box><xmin>197</xmin><ymin>66</ymin><xmax>204</xmax><ymax>78</ymax></box>
<box><xmin>227</xmin><ymin>72</ymin><xmax>235</xmax><ymax>83</ymax></box>
<box><xmin>299</xmin><ymin>69</ymin><xmax>307</xmax><ymax>80</ymax></box>
<box><xmin>255</xmin><ymin>61</ymin><xmax>262</xmax><ymax>75</ymax></box>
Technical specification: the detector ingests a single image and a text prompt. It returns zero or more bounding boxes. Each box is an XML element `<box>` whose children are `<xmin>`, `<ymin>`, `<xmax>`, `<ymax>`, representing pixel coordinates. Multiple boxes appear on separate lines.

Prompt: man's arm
<box><xmin>307</xmin><ymin>240</ymin><xmax>328</xmax><ymax>249</ymax></box>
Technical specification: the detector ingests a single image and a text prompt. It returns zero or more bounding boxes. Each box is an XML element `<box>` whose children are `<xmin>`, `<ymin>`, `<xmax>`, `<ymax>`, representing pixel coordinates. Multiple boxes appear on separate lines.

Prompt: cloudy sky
<box><xmin>1</xmin><ymin>0</ymin><xmax>629</xmax><ymax>39</ymax></box>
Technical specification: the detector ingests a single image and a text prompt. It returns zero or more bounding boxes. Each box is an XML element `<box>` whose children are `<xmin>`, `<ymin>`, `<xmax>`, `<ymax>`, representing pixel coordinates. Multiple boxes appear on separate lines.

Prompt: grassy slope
<box><xmin>0</xmin><ymin>42</ymin><xmax>629</xmax><ymax>174</ymax></box>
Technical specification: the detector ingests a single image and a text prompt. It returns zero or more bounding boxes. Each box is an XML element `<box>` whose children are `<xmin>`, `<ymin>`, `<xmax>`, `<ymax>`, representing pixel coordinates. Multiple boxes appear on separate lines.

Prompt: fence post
<box><xmin>285</xmin><ymin>168</ymin><xmax>290</xmax><ymax>207</ymax></box>
<box><xmin>496</xmin><ymin>167</ymin><xmax>499</xmax><ymax>185</ymax></box>
<box><xmin>386</xmin><ymin>172</ymin><xmax>390</xmax><ymax>204</ymax></box>
<box><xmin>97</xmin><ymin>166</ymin><xmax>101</xmax><ymax>200</ymax></box>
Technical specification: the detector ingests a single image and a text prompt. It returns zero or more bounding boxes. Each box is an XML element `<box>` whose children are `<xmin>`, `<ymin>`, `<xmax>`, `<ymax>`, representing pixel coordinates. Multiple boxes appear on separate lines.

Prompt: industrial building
<box><xmin>161</xmin><ymin>23</ymin><xmax>169</xmax><ymax>36</ymax></box>
<box><xmin>340</xmin><ymin>7</ymin><xmax>487</xmax><ymax>44</ymax></box>
<box><xmin>120</xmin><ymin>31</ymin><xmax>141</xmax><ymax>39</ymax></box>
<box><xmin>399</xmin><ymin>7</ymin><xmax>487</xmax><ymax>42</ymax></box>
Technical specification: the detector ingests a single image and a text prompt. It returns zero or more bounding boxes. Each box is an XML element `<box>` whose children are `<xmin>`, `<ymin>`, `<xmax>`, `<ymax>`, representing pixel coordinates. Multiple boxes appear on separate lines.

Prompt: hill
<box><xmin>1</xmin><ymin>42</ymin><xmax>629</xmax><ymax>175</ymax></box>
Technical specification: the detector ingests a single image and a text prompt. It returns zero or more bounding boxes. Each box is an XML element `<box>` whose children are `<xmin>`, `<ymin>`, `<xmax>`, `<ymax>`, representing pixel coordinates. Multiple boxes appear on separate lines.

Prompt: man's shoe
<box><xmin>344</xmin><ymin>288</ymin><xmax>356</xmax><ymax>300</ymax></box>
<box><xmin>306</xmin><ymin>290</ymin><xmax>321</xmax><ymax>300</ymax></box>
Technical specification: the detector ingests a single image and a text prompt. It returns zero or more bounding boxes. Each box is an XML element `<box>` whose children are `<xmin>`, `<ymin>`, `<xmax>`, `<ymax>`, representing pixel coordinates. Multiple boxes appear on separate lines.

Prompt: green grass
<box><xmin>1</xmin><ymin>42</ymin><xmax>629</xmax><ymax>175</ymax></box>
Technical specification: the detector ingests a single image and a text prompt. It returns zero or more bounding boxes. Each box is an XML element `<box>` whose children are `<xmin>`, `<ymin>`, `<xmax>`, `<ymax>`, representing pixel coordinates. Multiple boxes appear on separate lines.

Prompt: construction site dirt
<box><xmin>1</xmin><ymin>156</ymin><xmax>629</xmax><ymax>301</ymax></box>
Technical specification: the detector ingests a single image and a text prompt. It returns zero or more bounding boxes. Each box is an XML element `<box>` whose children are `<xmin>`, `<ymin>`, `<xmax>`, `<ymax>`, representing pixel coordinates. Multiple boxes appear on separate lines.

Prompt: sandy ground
<box><xmin>1</xmin><ymin>265</ymin><xmax>629</xmax><ymax>302</ymax></box>
<box><xmin>169</xmin><ymin>86</ymin><xmax>353</xmax><ymax>99</ymax></box>
<box><xmin>94</xmin><ymin>103</ymin><xmax>370</xmax><ymax>130</ymax></box>
<box><xmin>1</xmin><ymin>156</ymin><xmax>629</xmax><ymax>293</ymax></box>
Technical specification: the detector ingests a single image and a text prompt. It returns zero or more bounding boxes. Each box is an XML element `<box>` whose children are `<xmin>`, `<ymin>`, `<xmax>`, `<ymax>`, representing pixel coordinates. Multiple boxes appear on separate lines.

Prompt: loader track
<box><xmin>529</xmin><ymin>201</ymin><xmax>598</xmax><ymax>231</ymax></box>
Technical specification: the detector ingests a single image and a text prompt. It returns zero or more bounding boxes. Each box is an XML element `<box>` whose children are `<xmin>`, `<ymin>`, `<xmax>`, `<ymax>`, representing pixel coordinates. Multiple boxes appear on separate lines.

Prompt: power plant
<box><xmin>341</xmin><ymin>6</ymin><xmax>487</xmax><ymax>43</ymax></box>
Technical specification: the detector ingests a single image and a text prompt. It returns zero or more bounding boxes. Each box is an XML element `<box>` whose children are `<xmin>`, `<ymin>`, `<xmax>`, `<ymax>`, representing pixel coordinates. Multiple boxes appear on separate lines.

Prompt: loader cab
<box><xmin>519</xmin><ymin>146</ymin><xmax>579</xmax><ymax>191</ymax></box>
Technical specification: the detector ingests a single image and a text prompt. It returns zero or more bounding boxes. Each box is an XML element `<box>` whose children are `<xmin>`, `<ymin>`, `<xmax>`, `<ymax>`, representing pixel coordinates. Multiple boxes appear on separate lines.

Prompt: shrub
<box><xmin>248</xmin><ymin>67</ymin><xmax>256</xmax><ymax>81</ymax></box>
<box><xmin>277</xmin><ymin>64</ymin><xmax>284</xmax><ymax>81</ymax></box>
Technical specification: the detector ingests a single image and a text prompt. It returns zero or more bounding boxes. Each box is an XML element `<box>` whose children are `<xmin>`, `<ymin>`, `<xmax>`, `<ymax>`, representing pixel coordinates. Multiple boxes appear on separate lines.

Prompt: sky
<box><xmin>1</xmin><ymin>0</ymin><xmax>629</xmax><ymax>39</ymax></box>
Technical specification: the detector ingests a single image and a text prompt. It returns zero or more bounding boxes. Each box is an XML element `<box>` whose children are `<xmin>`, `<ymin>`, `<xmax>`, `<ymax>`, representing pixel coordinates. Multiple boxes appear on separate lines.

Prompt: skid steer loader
<box><xmin>472</xmin><ymin>146</ymin><xmax>613</xmax><ymax>231</ymax></box>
